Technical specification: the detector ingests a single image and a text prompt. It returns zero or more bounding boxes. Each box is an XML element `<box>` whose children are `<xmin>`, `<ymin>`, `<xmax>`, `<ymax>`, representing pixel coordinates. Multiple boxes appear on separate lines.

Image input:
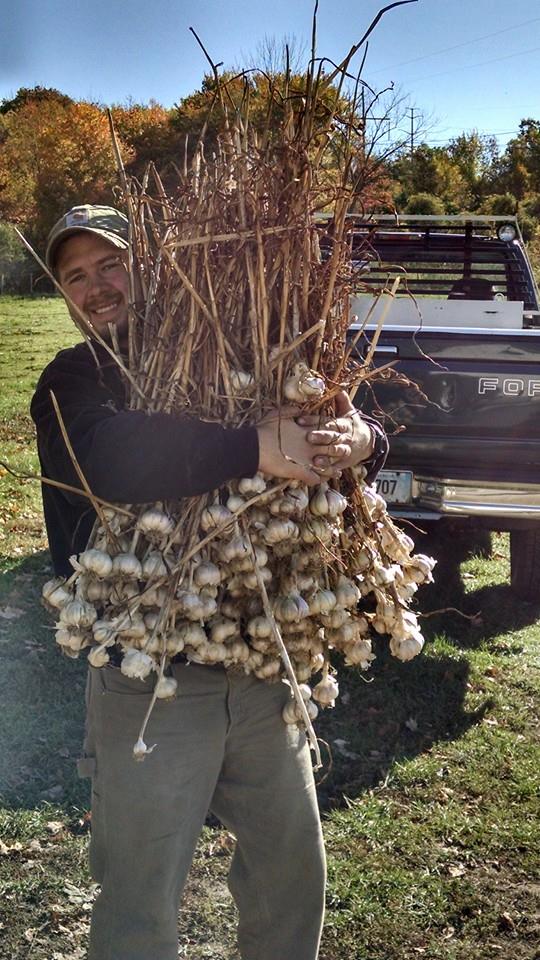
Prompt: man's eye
<box><xmin>103</xmin><ymin>259</ymin><xmax>122</xmax><ymax>272</ymax></box>
<box><xmin>67</xmin><ymin>274</ymin><xmax>84</xmax><ymax>285</ymax></box>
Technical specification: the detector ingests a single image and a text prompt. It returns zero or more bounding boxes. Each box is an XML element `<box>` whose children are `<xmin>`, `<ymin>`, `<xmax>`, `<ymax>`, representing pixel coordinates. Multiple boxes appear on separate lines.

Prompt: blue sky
<box><xmin>1</xmin><ymin>0</ymin><xmax>539</xmax><ymax>150</ymax></box>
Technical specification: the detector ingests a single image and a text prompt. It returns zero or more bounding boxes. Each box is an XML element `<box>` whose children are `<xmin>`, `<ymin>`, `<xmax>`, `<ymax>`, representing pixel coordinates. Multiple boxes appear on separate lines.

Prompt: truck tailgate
<box><xmin>353</xmin><ymin>328</ymin><xmax>540</xmax><ymax>485</ymax></box>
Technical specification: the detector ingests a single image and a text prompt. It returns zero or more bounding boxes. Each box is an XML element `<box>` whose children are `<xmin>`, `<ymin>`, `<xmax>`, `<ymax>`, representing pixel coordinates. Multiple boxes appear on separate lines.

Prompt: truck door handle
<box><xmin>366</xmin><ymin>345</ymin><xmax>399</xmax><ymax>357</ymax></box>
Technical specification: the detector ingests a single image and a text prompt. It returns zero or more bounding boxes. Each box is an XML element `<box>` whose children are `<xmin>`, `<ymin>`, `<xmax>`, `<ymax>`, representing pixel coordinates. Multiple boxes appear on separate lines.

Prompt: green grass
<box><xmin>0</xmin><ymin>295</ymin><xmax>77</xmax><ymax>572</ymax></box>
<box><xmin>0</xmin><ymin>295</ymin><xmax>539</xmax><ymax>960</ymax></box>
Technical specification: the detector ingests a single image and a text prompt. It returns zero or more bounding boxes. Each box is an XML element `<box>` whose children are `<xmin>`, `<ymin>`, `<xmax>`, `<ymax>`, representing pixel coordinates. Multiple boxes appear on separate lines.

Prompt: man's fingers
<box><xmin>307</xmin><ymin>428</ymin><xmax>352</xmax><ymax>445</ymax></box>
<box><xmin>298</xmin><ymin>415</ymin><xmax>351</xmax><ymax>433</ymax></box>
<box><xmin>313</xmin><ymin>442</ymin><xmax>352</xmax><ymax>462</ymax></box>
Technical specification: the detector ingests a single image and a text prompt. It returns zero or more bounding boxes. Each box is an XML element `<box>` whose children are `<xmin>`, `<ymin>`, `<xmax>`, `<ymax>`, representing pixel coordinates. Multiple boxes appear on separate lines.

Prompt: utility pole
<box><xmin>409</xmin><ymin>107</ymin><xmax>415</xmax><ymax>159</ymax></box>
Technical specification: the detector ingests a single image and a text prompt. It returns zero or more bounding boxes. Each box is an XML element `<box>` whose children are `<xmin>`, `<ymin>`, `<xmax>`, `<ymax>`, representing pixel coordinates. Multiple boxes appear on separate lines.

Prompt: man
<box><xmin>31</xmin><ymin>204</ymin><xmax>388</xmax><ymax>960</ymax></box>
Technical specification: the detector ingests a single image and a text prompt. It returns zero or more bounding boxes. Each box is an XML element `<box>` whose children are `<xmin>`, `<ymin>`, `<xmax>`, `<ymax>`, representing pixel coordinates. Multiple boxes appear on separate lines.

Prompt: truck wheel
<box><xmin>510</xmin><ymin>529</ymin><xmax>540</xmax><ymax>602</ymax></box>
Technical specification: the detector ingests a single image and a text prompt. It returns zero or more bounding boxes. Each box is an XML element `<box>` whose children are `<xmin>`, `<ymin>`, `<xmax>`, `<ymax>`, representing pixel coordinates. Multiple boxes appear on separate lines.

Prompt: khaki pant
<box><xmin>80</xmin><ymin>663</ymin><xmax>326</xmax><ymax>960</ymax></box>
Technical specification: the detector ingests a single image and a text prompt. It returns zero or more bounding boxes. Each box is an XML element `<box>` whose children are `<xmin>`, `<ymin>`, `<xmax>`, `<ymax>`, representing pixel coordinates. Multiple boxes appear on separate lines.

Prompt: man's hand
<box><xmin>256</xmin><ymin>407</ymin><xmax>350</xmax><ymax>486</ymax></box>
<box><xmin>298</xmin><ymin>390</ymin><xmax>374</xmax><ymax>471</ymax></box>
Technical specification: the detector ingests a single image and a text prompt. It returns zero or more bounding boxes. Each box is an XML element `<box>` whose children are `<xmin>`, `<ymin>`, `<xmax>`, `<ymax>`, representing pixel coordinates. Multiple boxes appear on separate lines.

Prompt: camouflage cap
<box><xmin>46</xmin><ymin>204</ymin><xmax>129</xmax><ymax>271</ymax></box>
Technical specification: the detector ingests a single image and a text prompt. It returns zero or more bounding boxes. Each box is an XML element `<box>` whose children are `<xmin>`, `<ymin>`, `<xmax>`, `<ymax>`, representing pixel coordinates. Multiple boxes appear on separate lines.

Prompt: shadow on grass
<box><xmin>413</xmin><ymin>522</ymin><xmax>540</xmax><ymax>647</ymax></box>
<box><xmin>1</xmin><ymin>540</ymin><xmax>533</xmax><ymax>818</ymax></box>
<box><xmin>316</xmin><ymin>641</ymin><xmax>489</xmax><ymax>810</ymax></box>
<box><xmin>0</xmin><ymin>551</ymin><xmax>89</xmax><ymax>811</ymax></box>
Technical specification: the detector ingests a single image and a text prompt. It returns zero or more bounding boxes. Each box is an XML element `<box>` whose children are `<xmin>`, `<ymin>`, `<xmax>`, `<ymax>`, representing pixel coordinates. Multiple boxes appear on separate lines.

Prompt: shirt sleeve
<box><xmin>358</xmin><ymin>415</ymin><xmax>389</xmax><ymax>484</ymax></box>
<box><xmin>31</xmin><ymin>349</ymin><xmax>260</xmax><ymax>504</ymax></box>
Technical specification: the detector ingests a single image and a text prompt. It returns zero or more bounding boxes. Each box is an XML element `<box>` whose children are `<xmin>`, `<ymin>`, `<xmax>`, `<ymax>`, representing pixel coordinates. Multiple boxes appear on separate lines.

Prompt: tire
<box><xmin>510</xmin><ymin>528</ymin><xmax>540</xmax><ymax>602</ymax></box>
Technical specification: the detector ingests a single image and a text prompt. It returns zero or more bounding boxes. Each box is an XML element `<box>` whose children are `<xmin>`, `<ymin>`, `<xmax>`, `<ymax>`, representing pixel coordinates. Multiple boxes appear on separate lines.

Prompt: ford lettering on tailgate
<box><xmin>478</xmin><ymin>377</ymin><xmax>540</xmax><ymax>396</ymax></box>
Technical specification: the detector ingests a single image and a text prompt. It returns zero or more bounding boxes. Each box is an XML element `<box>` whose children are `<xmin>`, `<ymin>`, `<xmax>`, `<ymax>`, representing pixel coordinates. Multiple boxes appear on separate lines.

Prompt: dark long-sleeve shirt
<box><xmin>31</xmin><ymin>340</ymin><xmax>388</xmax><ymax>576</ymax></box>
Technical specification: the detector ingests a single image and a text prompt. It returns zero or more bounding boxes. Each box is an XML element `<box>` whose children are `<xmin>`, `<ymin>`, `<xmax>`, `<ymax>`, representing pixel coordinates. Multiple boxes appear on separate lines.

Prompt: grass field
<box><xmin>0</xmin><ymin>295</ymin><xmax>539</xmax><ymax>960</ymax></box>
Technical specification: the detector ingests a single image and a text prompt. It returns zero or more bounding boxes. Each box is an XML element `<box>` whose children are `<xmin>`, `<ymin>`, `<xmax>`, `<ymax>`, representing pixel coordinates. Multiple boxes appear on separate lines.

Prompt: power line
<box><xmin>423</xmin><ymin>129</ymin><xmax>519</xmax><ymax>144</ymax></box>
<box><xmin>369</xmin><ymin>16</ymin><xmax>540</xmax><ymax>75</ymax></box>
<box><xmin>403</xmin><ymin>44</ymin><xmax>540</xmax><ymax>84</ymax></box>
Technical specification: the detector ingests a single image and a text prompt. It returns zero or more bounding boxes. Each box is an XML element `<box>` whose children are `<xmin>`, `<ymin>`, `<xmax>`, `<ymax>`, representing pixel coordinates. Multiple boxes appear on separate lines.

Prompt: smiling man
<box><xmin>31</xmin><ymin>203</ymin><xmax>388</xmax><ymax>960</ymax></box>
<box><xmin>46</xmin><ymin>204</ymin><xmax>130</xmax><ymax>339</ymax></box>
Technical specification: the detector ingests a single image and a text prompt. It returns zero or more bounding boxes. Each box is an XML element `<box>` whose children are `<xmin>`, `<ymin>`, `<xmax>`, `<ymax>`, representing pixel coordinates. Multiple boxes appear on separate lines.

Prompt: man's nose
<box><xmin>86</xmin><ymin>271</ymin><xmax>110</xmax><ymax>296</ymax></box>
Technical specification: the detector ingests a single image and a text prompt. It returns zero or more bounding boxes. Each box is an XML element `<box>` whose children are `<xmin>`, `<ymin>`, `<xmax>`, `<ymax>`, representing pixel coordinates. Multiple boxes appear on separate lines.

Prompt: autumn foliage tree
<box><xmin>0</xmin><ymin>95</ymin><xmax>132</xmax><ymax>250</ymax></box>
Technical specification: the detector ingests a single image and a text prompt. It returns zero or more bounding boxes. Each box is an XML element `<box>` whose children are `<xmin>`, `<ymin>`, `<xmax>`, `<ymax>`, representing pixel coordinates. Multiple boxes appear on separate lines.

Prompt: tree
<box><xmin>109</xmin><ymin>101</ymin><xmax>182</xmax><ymax>180</ymax></box>
<box><xmin>404</xmin><ymin>192</ymin><xmax>445</xmax><ymax>215</ymax></box>
<box><xmin>0</xmin><ymin>86</ymin><xmax>73</xmax><ymax>115</ymax></box>
<box><xmin>479</xmin><ymin>192</ymin><xmax>518</xmax><ymax>215</ymax></box>
<box><xmin>0</xmin><ymin>96</ymin><xmax>132</xmax><ymax>250</ymax></box>
<box><xmin>446</xmin><ymin>132</ymin><xmax>499</xmax><ymax>206</ymax></box>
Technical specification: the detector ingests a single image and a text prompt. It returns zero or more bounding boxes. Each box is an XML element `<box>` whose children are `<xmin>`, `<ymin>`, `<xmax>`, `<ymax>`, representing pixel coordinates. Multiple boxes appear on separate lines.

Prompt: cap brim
<box><xmin>46</xmin><ymin>227</ymin><xmax>128</xmax><ymax>272</ymax></box>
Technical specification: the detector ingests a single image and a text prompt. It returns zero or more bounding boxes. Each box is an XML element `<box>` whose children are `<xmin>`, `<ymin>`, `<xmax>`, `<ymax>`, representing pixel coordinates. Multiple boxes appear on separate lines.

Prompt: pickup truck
<box><xmin>348</xmin><ymin>215</ymin><xmax>540</xmax><ymax>602</ymax></box>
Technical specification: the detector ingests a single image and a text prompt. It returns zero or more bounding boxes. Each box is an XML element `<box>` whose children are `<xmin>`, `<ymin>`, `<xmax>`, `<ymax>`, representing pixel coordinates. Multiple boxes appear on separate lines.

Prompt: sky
<box><xmin>1</xmin><ymin>0</ymin><xmax>539</xmax><ymax>151</ymax></box>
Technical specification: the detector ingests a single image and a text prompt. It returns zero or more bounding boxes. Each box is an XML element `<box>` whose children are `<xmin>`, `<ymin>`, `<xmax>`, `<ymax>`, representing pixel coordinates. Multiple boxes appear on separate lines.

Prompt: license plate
<box><xmin>374</xmin><ymin>470</ymin><xmax>413</xmax><ymax>504</ymax></box>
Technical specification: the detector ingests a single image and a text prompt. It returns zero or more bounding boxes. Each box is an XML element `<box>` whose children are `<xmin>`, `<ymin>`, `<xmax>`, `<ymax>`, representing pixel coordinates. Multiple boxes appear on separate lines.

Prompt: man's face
<box><xmin>55</xmin><ymin>233</ymin><xmax>129</xmax><ymax>341</ymax></box>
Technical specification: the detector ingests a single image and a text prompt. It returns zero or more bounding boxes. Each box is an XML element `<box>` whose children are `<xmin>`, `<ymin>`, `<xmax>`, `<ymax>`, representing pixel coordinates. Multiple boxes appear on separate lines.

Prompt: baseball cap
<box><xmin>46</xmin><ymin>204</ymin><xmax>129</xmax><ymax>271</ymax></box>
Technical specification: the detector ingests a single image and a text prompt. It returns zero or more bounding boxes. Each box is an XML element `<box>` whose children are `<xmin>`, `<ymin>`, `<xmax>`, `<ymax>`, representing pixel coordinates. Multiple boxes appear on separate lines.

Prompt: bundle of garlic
<box><xmin>42</xmin><ymin>20</ymin><xmax>436</xmax><ymax>762</ymax></box>
<box><xmin>43</xmin><ymin>469</ymin><xmax>435</xmax><ymax>758</ymax></box>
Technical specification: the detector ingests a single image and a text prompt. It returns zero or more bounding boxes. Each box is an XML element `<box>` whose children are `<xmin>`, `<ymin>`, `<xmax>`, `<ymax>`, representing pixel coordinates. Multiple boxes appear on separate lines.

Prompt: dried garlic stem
<box><xmin>241</xmin><ymin>519</ymin><xmax>322</xmax><ymax>770</ymax></box>
<box><xmin>132</xmin><ymin>651</ymin><xmax>167</xmax><ymax>761</ymax></box>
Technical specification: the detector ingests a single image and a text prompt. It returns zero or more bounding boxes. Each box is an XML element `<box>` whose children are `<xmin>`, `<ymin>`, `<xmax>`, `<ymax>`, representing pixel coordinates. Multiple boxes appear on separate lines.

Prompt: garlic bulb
<box><xmin>406</xmin><ymin>554</ymin><xmax>436</xmax><ymax>584</ymax></box>
<box><xmin>219</xmin><ymin>535</ymin><xmax>250</xmax><ymax>563</ymax></box>
<box><xmin>226</xmin><ymin>494</ymin><xmax>246</xmax><ymax>513</ymax></box>
<box><xmin>92</xmin><ymin>619</ymin><xmax>118</xmax><ymax>644</ymax></box>
<box><xmin>165</xmin><ymin>631</ymin><xmax>185</xmax><ymax>656</ymax></box>
<box><xmin>309</xmin><ymin>485</ymin><xmax>330</xmax><ymax>517</ymax></box>
<box><xmin>82</xmin><ymin>578</ymin><xmax>111</xmax><ymax>603</ymax></box>
<box><xmin>112</xmin><ymin>553</ymin><xmax>143</xmax><ymax>580</ymax></box>
<box><xmin>117</xmin><ymin>614</ymin><xmax>147</xmax><ymax>641</ymax></box>
<box><xmin>344</xmin><ymin>639</ymin><xmax>375</xmax><ymax>669</ymax></box>
<box><xmin>142</xmin><ymin>552</ymin><xmax>168</xmax><ymax>580</ymax></box>
<box><xmin>282</xmin><ymin>697</ymin><xmax>318</xmax><ymax>725</ymax></box>
<box><xmin>74</xmin><ymin>548</ymin><xmax>113</xmax><ymax>579</ymax></box>
<box><xmin>284</xmin><ymin>363</ymin><xmax>325</xmax><ymax>402</ymax></box>
<box><xmin>137</xmin><ymin>507</ymin><xmax>174</xmax><ymax>540</ymax></box>
<box><xmin>308</xmin><ymin>589</ymin><xmax>337</xmax><ymax>616</ymax></box>
<box><xmin>120</xmin><ymin>648</ymin><xmax>154</xmax><ymax>680</ymax></box>
<box><xmin>312</xmin><ymin>674</ymin><xmax>339</xmax><ymax>707</ymax></box>
<box><xmin>59</xmin><ymin>599</ymin><xmax>97</xmax><ymax>630</ymax></box>
<box><xmin>335</xmin><ymin>576</ymin><xmax>361</xmax><ymax>609</ymax></box>
<box><xmin>230</xmin><ymin>369</ymin><xmax>254</xmax><ymax>392</ymax></box>
<box><xmin>255</xmin><ymin>659</ymin><xmax>281</xmax><ymax>680</ymax></box>
<box><xmin>200</xmin><ymin>504</ymin><xmax>233</xmax><ymax>534</ymax></box>
<box><xmin>247</xmin><ymin>615</ymin><xmax>273</xmax><ymax>639</ymax></box>
<box><xmin>42</xmin><ymin>579</ymin><xmax>72</xmax><ymax>609</ymax></box>
<box><xmin>176</xmin><ymin>622</ymin><xmax>206</xmax><ymax>647</ymax></box>
<box><xmin>210</xmin><ymin>618</ymin><xmax>238</xmax><ymax>644</ymax></box>
<box><xmin>263</xmin><ymin>519</ymin><xmax>300</xmax><ymax>545</ymax></box>
<box><xmin>273</xmin><ymin>593</ymin><xmax>310</xmax><ymax>623</ymax></box>
<box><xmin>238</xmin><ymin>473</ymin><xmax>267</xmax><ymax>496</ymax></box>
<box><xmin>176</xmin><ymin>590</ymin><xmax>205</xmax><ymax>621</ymax></box>
<box><xmin>193</xmin><ymin>561</ymin><xmax>221</xmax><ymax>588</ymax></box>
<box><xmin>226</xmin><ymin>640</ymin><xmax>250</xmax><ymax>664</ymax></box>
<box><xmin>301</xmin><ymin>519</ymin><xmax>334</xmax><ymax>545</ymax></box>
<box><xmin>155</xmin><ymin>676</ymin><xmax>178</xmax><ymax>699</ymax></box>
<box><xmin>55</xmin><ymin>628</ymin><xmax>89</xmax><ymax>653</ymax></box>
<box><xmin>391</xmin><ymin>634</ymin><xmax>424</xmax><ymax>661</ymax></box>
<box><xmin>88</xmin><ymin>644</ymin><xmax>111</xmax><ymax>668</ymax></box>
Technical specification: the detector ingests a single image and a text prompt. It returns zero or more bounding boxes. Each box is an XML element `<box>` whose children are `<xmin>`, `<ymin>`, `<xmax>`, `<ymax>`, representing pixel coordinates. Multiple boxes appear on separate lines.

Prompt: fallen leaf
<box><xmin>46</xmin><ymin>820</ymin><xmax>65</xmax><ymax>835</ymax></box>
<box><xmin>405</xmin><ymin>717</ymin><xmax>418</xmax><ymax>732</ymax></box>
<box><xmin>448</xmin><ymin>864</ymin><xmax>466</xmax><ymax>877</ymax></box>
